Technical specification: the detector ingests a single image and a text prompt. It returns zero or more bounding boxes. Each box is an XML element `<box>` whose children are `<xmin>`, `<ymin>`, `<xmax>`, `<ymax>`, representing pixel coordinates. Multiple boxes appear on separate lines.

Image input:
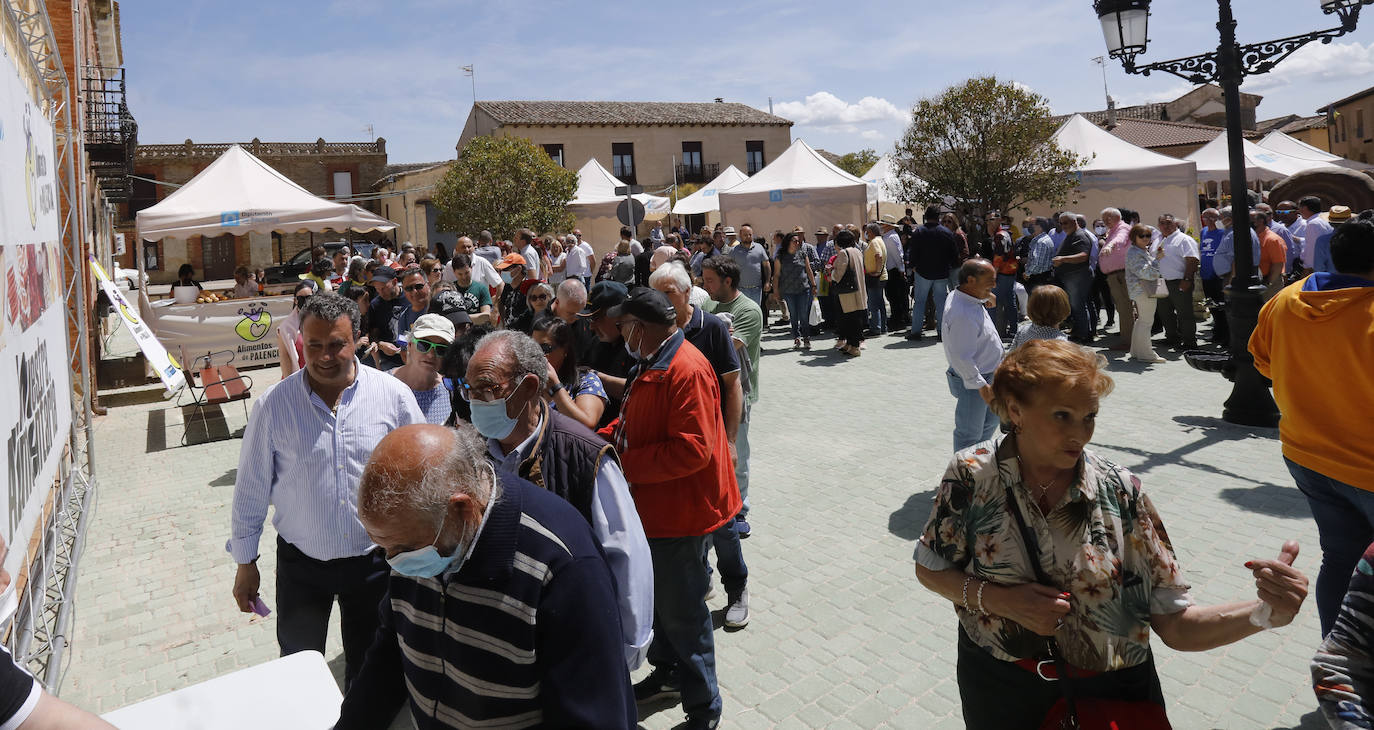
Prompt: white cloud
<box><xmin>1243</xmin><ymin>41</ymin><xmax>1374</xmax><ymax>94</ymax></box>
<box><xmin>772</xmin><ymin>92</ymin><xmax>910</xmax><ymax>129</ymax></box>
<box><xmin>860</xmin><ymin>130</ymin><xmax>885</xmax><ymax>141</ymax></box>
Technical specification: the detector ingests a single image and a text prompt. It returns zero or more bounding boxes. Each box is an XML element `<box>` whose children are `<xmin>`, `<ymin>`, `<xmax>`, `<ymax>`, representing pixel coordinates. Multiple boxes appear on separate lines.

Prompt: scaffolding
<box><xmin>1</xmin><ymin>0</ymin><xmax>100</xmax><ymax>692</ymax></box>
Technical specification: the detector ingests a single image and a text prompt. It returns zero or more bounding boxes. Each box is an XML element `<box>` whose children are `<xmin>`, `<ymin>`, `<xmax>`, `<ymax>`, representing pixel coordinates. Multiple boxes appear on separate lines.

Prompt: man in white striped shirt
<box><xmin>228</xmin><ymin>293</ymin><xmax>424</xmax><ymax>690</ymax></box>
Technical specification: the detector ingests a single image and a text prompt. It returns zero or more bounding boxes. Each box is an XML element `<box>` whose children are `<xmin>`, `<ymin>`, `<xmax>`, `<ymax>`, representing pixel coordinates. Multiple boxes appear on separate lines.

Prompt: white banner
<box><xmin>91</xmin><ymin>258</ymin><xmax>186</xmax><ymax>393</ymax></box>
<box><xmin>0</xmin><ymin>45</ymin><xmax>71</xmax><ymax>623</ymax></box>
<box><xmin>139</xmin><ymin>291</ymin><xmax>295</xmax><ymax>370</ymax></box>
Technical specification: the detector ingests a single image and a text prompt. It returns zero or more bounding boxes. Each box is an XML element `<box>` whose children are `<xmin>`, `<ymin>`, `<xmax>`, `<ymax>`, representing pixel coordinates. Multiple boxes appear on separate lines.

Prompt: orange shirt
<box><xmin>1257</xmin><ymin>228</ymin><xmax>1286</xmax><ymax>277</ymax></box>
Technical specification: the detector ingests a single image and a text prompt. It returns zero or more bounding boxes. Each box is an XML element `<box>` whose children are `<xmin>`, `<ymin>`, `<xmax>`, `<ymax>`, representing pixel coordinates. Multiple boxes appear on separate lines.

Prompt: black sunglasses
<box><xmin>404</xmin><ymin>283</ymin><xmax>427</xmax><ymax>293</ymax></box>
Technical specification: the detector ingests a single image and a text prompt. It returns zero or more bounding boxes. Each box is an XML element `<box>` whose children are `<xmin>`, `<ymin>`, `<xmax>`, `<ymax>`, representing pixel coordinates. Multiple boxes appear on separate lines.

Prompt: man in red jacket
<box><xmin>600</xmin><ymin>286</ymin><xmax>738</xmax><ymax>730</ymax></box>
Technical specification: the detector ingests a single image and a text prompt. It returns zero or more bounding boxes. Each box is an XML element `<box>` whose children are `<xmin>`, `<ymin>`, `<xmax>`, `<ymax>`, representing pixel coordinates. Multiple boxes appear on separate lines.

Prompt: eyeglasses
<box><xmin>530</xmin><ymin>294</ymin><xmax>549</xmax><ymax>302</ymax></box>
<box><xmin>455</xmin><ymin>376</ymin><xmax>517</xmax><ymax>402</ymax></box>
<box><xmin>410</xmin><ymin>338</ymin><xmax>448</xmax><ymax>355</ymax></box>
<box><xmin>404</xmin><ymin>283</ymin><xmax>427</xmax><ymax>293</ymax></box>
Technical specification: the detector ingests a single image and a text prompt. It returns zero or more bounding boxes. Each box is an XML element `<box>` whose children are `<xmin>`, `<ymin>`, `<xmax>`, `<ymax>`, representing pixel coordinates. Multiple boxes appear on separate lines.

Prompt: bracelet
<box><xmin>549</xmin><ymin>382</ymin><xmax>566</xmax><ymax>396</ymax></box>
<box><xmin>961</xmin><ymin>576</ymin><xmax>974</xmax><ymax>613</ymax></box>
<box><xmin>976</xmin><ymin>580</ymin><xmax>988</xmax><ymax>615</ymax></box>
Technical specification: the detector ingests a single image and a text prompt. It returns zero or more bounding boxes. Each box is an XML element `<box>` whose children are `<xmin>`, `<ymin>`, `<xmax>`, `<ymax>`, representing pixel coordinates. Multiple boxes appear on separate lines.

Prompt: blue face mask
<box><xmin>500</xmin><ymin>271</ymin><xmax>513</xmax><ymax>284</ymax></box>
<box><xmin>387</xmin><ymin>512</ymin><xmax>458</xmax><ymax>578</ymax></box>
<box><xmin>469</xmin><ymin>390</ymin><xmax>520</xmax><ymax>439</ymax></box>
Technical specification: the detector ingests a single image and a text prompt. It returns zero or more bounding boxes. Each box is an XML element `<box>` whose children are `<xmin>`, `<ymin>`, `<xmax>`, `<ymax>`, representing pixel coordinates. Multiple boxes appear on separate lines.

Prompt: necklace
<box><xmin>1017</xmin><ymin>455</ymin><xmax>1058</xmax><ymax>502</ymax></box>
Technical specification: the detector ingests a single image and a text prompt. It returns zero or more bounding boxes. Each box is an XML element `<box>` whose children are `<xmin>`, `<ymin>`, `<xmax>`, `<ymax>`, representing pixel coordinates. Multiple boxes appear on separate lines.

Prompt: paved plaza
<box><xmin>60</xmin><ymin>317</ymin><xmax>1328</xmax><ymax>729</ymax></box>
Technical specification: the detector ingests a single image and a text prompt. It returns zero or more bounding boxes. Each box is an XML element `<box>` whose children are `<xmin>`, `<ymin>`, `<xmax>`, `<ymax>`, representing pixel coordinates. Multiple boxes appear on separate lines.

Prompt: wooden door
<box><xmin>202</xmin><ymin>235</ymin><xmax>236</xmax><ymax>280</ymax></box>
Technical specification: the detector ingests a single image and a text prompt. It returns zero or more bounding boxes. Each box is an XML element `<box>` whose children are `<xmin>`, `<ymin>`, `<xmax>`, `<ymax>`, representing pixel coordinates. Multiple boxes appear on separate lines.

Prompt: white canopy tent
<box><xmin>718</xmin><ymin>139</ymin><xmax>868</xmax><ymax>236</ymax></box>
<box><xmin>1029</xmin><ymin>114</ymin><xmax>1200</xmax><ymax>230</ymax></box>
<box><xmin>1258</xmin><ymin>130</ymin><xmax>1374</xmax><ymax>171</ymax></box>
<box><xmin>671</xmin><ymin>165</ymin><xmax>749</xmax><ymax>229</ymax></box>
<box><xmin>860</xmin><ymin>155</ymin><xmax>925</xmax><ymax>220</ymax></box>
<box><xmin>1184</xmin><ymin>132</ymin><xmax>1344</xmax><ymax>183</ymax></box>
<box><xmin>135</xmin><ymin>144</ymin><xmax>395</xmax><ymax>243</ymax></box>
<box><xmin>566</xmin><ymin>158</ymin><xmax>670</xmax><ymax>257</ymax></box>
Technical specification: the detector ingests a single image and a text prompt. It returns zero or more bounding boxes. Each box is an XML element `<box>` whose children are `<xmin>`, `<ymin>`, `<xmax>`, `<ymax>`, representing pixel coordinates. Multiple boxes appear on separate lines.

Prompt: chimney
<box><xmin>1105</xmin><ymin>96</ymin><xmax>1117</xmax><ymax>130</ymax></box>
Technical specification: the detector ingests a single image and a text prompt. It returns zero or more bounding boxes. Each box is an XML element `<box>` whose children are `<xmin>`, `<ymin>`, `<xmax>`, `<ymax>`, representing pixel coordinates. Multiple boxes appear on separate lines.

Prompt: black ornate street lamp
<box><xmin>1094</xmin><ymin>0</ymin><xmax>1372</xmax><ymax>428</ymax></box>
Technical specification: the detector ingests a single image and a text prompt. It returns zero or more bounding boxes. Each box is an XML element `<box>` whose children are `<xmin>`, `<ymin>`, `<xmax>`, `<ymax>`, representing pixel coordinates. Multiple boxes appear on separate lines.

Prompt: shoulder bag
<box><xmin>832</xmin><ymin>249</ymin><xmax>859</xmax><ymax>294</ymax></box>
<box><xmin>1002</xmin><ymin>483</ymin><xmax>1172</xmax><ymax>730</ymax></box>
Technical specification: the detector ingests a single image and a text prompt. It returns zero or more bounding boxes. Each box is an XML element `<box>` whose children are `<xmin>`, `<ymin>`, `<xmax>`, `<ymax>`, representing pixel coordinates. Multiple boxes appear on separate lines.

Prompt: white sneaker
<box><xmin>724</xmin><ymin>588</ymin><xmax>750</xmax><ymax>628</ymax></box>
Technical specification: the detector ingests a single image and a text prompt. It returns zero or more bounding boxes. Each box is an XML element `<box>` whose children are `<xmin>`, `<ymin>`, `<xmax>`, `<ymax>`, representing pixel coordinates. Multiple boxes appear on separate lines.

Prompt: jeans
<box><xmin>947</xmin><ymin>368</ymin><xmax>999</xmax><ymax>452</ymax></box>
<box><xmin>782</xmin><ymin>291</ymin><xmax>812</xmax><ymax>339</ymax></box>
<box><xmin>709</xmin><ymin>519</ymin><xmax>749</xmax><ymax>597</ymax></box>
<box><xmin>994</xmin><ymin>273</ymin><xmax>1018</xmax><ymax>336</ymax></box>
<box><xmin>1057</xmin><ymin>267</ymin><xmax>1094</xmax><ymax>341</ymax></box>
<box><xmin>735</xmin><ymin>412</ymin><xmax>751</xmax><ymax>515</ymax></box>
<box><xmin>275</xmin><ymin>537</ymin><xmax>389</xmax><ymax>691</ymax></box>
<box><xmin>1157</xmin><ymin>279</ymin><xmax>1197</xmax><ymax>345</ymax></box>
<box><xmin>910</xmin><ymin>272</ymin><xmax>950</xmax><ymax>334</ymax></box>
<box><xmin>865</xmin><ymin>276</ymin><xmax>886</xmax><ymax>332</ymax></box>
<box><xmin>1287</xmin><ymin>457</ymin><xmax>1374</xmax><ymax>636</ymax></box>
<box><xmin>646</xmin><ymin>536</ymin><xmax>722</xmax><ymax>721</ymax></box>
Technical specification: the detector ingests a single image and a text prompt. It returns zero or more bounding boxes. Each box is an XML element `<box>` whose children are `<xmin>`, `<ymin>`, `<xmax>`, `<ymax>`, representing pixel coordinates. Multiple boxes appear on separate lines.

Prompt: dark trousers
<box><xmin>275</xmin><ymin>537</ymin><xmax>389</xmax><ymax>690</ymax></box>
<box><xmin>818</xmin><ymin>292</ymin><xmax>839</xmax><ymax>330</ymax></box>
<box><xmin>956</xmin><ymin>627</ymin><xmax>1165</xmax><ymax>730</ymax></box>
<box><xmin>1092</xmin><ymin>268</ymin><xmax>1115</xmax><ymax>326</ymax></box>
<box><xmin>1156</xmin><ymin>279</ymin><xmax>1197</xmax><ymax>345</ymax></box>
<box><xmin>1024</xmin><ymin>271</ymin><xmax>1054</xmax><ymax>292</ymax></box>
<box><xmin>708</xmin><ymin>519</ymin><xmax>749</xmax><ymax>597</ymax></box>
<box><xmin>1202</xmin><ymin>277</ymin><xmax>1229</xmax><ymax>344</ymax></box>
<box><xmin>1288</xmin><ymin>457</ymin><xmax>1374</xmax><ymax>636</ymax></box>
<box><xmin>646</xmin><ymin>536</ymin><xmax>722</xmax><ymax>721</ymax></box>
<box><xmin>1057</xmin><ymin>268</ymin><xmax>1095</xmax><ymax>341</ymax></box>
<box><xmin>837</xmin><ymin>308</ymin><xmax>866</xmax><ymax>347</ymax></box>
<box><xmin>884</xmin><ymin>270</ymin><xmax>910</xmax><ymax>328</ymax></box>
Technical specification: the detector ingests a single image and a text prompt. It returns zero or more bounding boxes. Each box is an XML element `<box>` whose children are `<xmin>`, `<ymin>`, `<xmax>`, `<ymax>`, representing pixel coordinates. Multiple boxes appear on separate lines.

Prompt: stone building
<box><xmin>121</xmin><ymin>138</ymin><xmax>388</xmax><ymax>283</ymax></box>
<box><xmin>371</xmin><ymin>160</ymin><xmax>455</xmax><ymax>256</ymax></box>
<box><xmin>456</xmin><ymin>100</ymin><xmax>793</xmax><ymax>192</ymax></box>
<box><xmin>1256</xmin><ymin>114</ymin><xmax>1331</xmax><ymax>151</ymax></box>
<box><xmin>1321</xmin><ymin>85</ymin><xmax>1374</xmax><ymax>164</ymax></box>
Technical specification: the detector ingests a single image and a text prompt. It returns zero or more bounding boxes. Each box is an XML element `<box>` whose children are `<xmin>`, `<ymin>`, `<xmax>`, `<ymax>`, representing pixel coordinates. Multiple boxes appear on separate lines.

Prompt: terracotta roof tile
<box><xmin>1095</xmin><ymin>118</ymin><xmax>1262</xmax><ymax>149</ymax></box>
<box><xmin>475</xmin><ymin>101</ymin><xmax>792</xmax><ymax>127</ymax></box>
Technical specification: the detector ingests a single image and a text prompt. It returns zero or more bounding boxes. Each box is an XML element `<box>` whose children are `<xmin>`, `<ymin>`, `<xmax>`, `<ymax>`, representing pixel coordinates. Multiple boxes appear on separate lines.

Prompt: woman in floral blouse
<box><xmin>914</xmin><ymin>339</ymin><xmax>1310</xmax><ymax>729</ymax></box>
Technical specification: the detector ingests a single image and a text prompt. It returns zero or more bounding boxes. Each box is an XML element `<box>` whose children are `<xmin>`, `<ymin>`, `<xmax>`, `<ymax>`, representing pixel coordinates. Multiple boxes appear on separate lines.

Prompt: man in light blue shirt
<box><xmin>1300</xmin><ymin>196</ymin><xmax>1334</xmax><ymax>271</ymax></box>
<box><xmin>229</xmin><ymin>294</ymin><xmax>424</xmax><ymax>689</ymax></box>
<box><xmin>942</xmin><ymin>259</ymin><xmax>1003</xmax><ymax>451</ymax></box>
<box><xmin>1023</xmin><ymin>217</ymin><xmax>1057</xmax><ymax>290</ymax></box>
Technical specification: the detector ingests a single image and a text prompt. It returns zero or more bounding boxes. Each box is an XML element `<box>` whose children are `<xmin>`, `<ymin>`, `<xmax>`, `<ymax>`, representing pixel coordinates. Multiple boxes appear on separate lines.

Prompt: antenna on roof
<box><xmin>364</xmin><ymin>124</ymin><xmax>374</xmax><ymax>140</ymax></box>
<box><xmin>1092</xmin><ymin>56</ymin><xmax>1112</xmax><ymax>109</ymax></box>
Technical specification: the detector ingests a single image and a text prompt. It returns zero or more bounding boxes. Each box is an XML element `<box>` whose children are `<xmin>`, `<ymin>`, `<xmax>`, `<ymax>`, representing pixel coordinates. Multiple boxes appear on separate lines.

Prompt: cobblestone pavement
<box><xmin>62</xmin><ymin>318</ymin><xmax>1326</xmax><ymax>729</ymax></box>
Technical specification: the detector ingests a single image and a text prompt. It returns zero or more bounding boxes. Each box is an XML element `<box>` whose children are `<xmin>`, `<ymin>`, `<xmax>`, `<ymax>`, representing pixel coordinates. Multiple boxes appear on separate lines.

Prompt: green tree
<box><xmin>834</xmin><ymin>148</ymin><xmax>880</xmax><ymax>177</ymax></box>
<box><xmin>892</xmin><ymin>76</ymin><xmax>1085</xmax><ymax>218</ymax></box>
<box><xmin>432</xmin><ymin>135</ymin><xmax>579</xmax><ymax>237</ymax></box>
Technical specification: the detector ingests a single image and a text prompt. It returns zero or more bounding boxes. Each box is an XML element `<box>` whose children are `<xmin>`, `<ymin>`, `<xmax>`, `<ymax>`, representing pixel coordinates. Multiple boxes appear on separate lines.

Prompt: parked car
<box><xmin>262</xmin><ymin>241</ymin><xmax>377</xmax><ymax>284</ymax></box>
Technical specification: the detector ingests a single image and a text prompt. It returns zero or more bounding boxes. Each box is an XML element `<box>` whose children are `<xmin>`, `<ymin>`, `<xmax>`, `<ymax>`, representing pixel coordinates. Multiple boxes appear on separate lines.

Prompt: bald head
<box><xmin>359</xmin><ymin>424</ymin><xmax>493</xmax><ymax>525</ymax></box>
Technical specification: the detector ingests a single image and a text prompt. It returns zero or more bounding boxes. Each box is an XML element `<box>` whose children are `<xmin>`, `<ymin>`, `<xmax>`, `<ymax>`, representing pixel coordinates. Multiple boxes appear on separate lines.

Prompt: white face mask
<box><xmin>1094</xmin><ymin>226</ymin><xmax>1107</xmax><ymax>236</ymax></box>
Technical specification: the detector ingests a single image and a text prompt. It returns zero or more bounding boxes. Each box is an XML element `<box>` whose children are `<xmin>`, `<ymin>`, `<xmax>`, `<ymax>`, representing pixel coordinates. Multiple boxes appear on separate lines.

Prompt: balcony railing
<box><xmin>82</xmin><ymin>65</ymin><xmax>137</xmax><ymax>202</ymax></box>
<box><xmin>675</xmin><ymin>162</ymin><xmax>719</xmax><ymax>184</ymax></box>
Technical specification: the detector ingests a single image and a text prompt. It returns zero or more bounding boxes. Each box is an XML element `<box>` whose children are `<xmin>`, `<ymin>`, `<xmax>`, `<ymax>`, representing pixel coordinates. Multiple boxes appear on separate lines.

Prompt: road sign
<box><xmin>617</xmin><ymin>198</ymin><xmax>647</xmax><ymax>227</ymax></box>
<box><xmin>614</xmin><ymin>185</ymin><xmax>644</xmax><ymax>195</ymax></box>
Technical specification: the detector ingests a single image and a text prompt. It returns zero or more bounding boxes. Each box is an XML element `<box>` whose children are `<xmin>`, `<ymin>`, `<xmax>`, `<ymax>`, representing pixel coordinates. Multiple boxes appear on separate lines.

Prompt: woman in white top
<box><xmin>548</xmin><ymin>239</ymin><xmax>567</xmax><ymax>284</ymax></box>
<box><xmin>1123</xmin><ymin>223</ymin><xmax>1167</xmax><ymax>363</ymax></box>
<box><xmin>276</xmin><ymin>280</ymin><xmax>316</xmax><ymax>378</ymax></box>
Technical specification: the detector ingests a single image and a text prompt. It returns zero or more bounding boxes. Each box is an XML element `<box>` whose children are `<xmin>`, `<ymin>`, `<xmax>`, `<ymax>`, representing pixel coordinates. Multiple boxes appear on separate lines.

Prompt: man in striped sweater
<box><xmin>335</xmin><ymin>423</ymin><xmax>635</xmax><ymax>729</ymax></box>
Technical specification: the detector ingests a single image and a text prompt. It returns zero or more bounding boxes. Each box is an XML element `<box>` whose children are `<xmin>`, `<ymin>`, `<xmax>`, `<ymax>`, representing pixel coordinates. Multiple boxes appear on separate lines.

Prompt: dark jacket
<box><xmin>907</xmin><ymin>222</ymin><xmax>961</xmax><ymax>280</ymax></box>
<box><xmin>337</xmin><ymin>474</ymin><xmax>635</xmax><ymax>730</ymax></box>
<box><xmin>514</xmin><ymin>404</ymin><xmax>618</xmax><ymax>525</ymax></box>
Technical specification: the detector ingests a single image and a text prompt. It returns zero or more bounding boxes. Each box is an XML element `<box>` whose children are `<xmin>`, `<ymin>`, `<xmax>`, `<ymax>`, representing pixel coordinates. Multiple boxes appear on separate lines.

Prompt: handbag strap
<box><xmin>1002</xmin><ymin>482</ymin><xmax>1081</xmax><ymax>729</ymax></box>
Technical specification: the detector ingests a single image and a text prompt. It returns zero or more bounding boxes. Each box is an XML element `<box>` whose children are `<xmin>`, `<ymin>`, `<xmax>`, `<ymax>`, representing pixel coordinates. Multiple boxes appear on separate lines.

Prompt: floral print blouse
<box><xmin>916</xmin><ymin>436</ymin><xmax>1193</xmax><ymax>672</ymax></box>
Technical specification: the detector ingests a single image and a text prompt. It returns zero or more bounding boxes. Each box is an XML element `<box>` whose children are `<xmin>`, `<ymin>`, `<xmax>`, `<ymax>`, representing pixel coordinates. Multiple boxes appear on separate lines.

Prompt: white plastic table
<box><xmin>101</xmin><ymin>650</ymin><xmax>342</xmax><ymax>729</ymax></box>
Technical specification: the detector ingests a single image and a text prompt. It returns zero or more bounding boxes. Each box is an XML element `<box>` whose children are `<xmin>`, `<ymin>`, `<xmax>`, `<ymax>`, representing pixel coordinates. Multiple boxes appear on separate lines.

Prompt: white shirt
<box><xmin>1157</xmin><ymin>230</ymin><xmax>1200</xmax><ymax>280</ymax></box>
<box><xmin>942</xmin><ymin>288</ymin><xmax>1004</xmax><ymax>390</ymax></box>
<box><xmin>1288</xmin><ymin>216</ymin><xmax>1307</xmax><ymax>249</ymax></box>
<box><xmin>548</xmin><ymin>252</ymin><xmax>566</xmax><ymax>284</ymax></box>
<box><xmin>629</xmin><ymin>239</ymin><xmax>644</xmax><ymax>256</ymax></box>
<box><xmin>521</xmin><ymin>244</ymin><xmax>542</xmax><ymax>279</ymax></box>
<box><xmin>1301</xmin><ymin>214</ymin><xmax>1333</xmax><ymax>268</ymax></box>
<box><xmin>440</xmin><ymin>254</ymin><xmax>500</xmax><ymax>289</ymax></box>
<box><xmin>565</xmin><ymin>241</ymin><xmax>593</xmax><ymax>277</ymax></box>
<box><xmin>488</xmin><ymin>414</ymin><xmax>654</xmax><ymax>670</ymax></box>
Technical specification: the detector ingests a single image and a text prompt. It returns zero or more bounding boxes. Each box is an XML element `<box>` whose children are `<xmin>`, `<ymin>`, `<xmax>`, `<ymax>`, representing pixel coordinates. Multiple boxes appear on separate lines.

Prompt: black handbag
<box><xmin>831</xmin><ymin>249</ymin><xmax>859</xmax><ymax>294</ymax></box>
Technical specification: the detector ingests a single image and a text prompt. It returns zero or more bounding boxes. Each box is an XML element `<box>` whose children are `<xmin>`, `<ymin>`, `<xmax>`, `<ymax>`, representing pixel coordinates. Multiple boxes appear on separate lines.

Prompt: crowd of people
<box><xmin>7</xmin><ymin>199</ymin><xmax>1357</xmax><ymax>729</ymax></box>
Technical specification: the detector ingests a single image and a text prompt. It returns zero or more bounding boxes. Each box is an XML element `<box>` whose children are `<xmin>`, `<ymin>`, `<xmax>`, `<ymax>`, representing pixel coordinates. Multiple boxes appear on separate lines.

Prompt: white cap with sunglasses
<box><xmin>407</xmin><ymin>314</ymin><xmax>455</xmax><ymax>352</ymax></box>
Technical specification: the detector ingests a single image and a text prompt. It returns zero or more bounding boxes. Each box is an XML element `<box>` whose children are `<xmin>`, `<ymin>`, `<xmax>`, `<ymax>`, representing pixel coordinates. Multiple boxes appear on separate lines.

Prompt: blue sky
<box><xmin>121</xmin><ymin>0</ymin><xmax>1374</xmax><ymax>164</ymax></box>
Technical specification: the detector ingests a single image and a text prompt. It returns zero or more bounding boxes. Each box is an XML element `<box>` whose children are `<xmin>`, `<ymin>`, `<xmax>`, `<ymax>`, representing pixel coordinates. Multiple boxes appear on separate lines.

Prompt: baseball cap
<box><xmin>606</xmin><ymin>286</ymin><xmax>676</xmax><ymax>325</ymax></box>
<box><xmin>370</xmin><ymin>266</ymin><xmax>397</xmax><ymax>281</ymax></box>
<box><xmin>579</xmin><ymin>280</ymin><xmax>629</xmax><ymax>317</ymax></box>
<box><xmin>409</xmin><ymin>313</ymin><xmax>455</xmax><ymax>344</ymax></box>
<box><xmin>495</xmin><ymin>253</ymin><xmax>527</xmax><ymax>270</ymax></box>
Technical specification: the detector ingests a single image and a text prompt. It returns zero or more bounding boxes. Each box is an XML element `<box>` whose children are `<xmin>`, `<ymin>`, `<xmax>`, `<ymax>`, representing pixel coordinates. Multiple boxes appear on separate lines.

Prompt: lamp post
<box><xmin>1093</xmin><ymin>0</ymin><xmax>1372</xmax><ymax>428</ymax></box>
